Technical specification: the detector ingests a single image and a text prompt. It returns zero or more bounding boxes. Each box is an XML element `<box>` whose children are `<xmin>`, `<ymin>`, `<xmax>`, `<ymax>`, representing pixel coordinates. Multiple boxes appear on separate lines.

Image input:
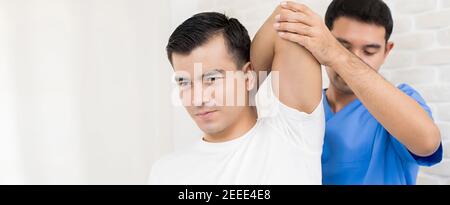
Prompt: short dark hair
<box><xmin>325</xmin><ymin>0</ymin><xmax>394</xmax><ymax>41</ymax></box>
<box><xmin>166</xmin><ymin>12</ymin><xmax>251</xmax><ymax>68</ymax></box>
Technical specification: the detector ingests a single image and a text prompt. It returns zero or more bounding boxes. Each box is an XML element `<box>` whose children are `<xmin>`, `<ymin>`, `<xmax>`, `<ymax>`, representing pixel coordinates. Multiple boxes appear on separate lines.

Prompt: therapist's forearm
<box><xmin>330</xmin><ymin>51</ymin><xmax>441</xmax><ymax>156</ymax></box>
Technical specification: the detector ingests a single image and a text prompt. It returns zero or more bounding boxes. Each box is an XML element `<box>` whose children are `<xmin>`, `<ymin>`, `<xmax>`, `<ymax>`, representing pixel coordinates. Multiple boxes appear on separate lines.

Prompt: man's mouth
<box><xmin>196</xmin><ymin>110</ymin><xmax>218</xmax><ymax>116</ymax></box>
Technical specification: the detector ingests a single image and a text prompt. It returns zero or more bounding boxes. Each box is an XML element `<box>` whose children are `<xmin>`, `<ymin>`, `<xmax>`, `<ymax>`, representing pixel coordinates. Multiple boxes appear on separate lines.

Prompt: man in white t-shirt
<box><xmin>149</xmin><ymin>5</ymin><xmax>324</xmax><ymax>185</ymax></box>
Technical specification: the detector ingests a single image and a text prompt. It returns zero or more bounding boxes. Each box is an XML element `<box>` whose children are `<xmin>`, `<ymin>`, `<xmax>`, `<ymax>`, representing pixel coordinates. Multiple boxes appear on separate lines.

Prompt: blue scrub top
<box><xmin>322</xmin><ymin>84</ymin><xmax>443</xmax><ymax>185</ymax></box>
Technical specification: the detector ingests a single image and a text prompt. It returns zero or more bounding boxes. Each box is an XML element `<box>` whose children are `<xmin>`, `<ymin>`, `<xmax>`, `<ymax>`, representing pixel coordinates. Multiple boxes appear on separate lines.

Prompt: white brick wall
<box><xmin>438</xmin><ymin>28</ymin><xmax>450</xmax><ymax>45</ymax></box>
<box><xmin>415</xmin><ymin>10</ymin><xmax>450</xmax><ymax>29</ymax></box>
<box><xmin>187</xmin><ymin>0</ymin><xmax>450</xmax><ymax>184</ymax></box>
<box><xmin>394</xmin><ymin>0</ymin><xmax>437</xmax><ymax>14</ymax></box>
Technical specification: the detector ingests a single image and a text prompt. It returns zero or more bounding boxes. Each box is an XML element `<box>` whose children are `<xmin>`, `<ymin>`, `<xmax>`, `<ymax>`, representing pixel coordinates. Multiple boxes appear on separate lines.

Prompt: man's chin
<box><xmin>198</xmin><ymin>123</ymin><xmax>223</xmax><ymax>135</ymax></box>
<box><xmin>334</xmin><ymin>78</ymin><xmax>353</xmax><ymax>94</ymax></box>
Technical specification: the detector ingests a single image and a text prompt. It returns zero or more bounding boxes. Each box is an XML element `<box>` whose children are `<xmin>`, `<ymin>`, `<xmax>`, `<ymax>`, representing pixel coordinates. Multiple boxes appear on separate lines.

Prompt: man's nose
<box><xmin>191</xmin><ymin>87</ymin><xmax>203</xmax><ymax>106</ymax></box>
<box><xmin>190</xmin><ymin>84</ymin><xmax>214</xmax><ymax>106</ymax></box>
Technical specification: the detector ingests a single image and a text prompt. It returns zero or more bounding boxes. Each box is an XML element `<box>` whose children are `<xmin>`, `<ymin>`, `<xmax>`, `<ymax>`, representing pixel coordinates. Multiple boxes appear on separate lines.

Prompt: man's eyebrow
<box><xmin>202</xmin><ymin>69</ymin><xmax>225</xmax><ymax>78</ymax></box>
<box><xmin>364</xmin><ymin>44</ymin><xmax>382</xmax><ymax>49</ymax></box>
<box><xmin>336</xmin><ymin>37</ymin><xmax>381</xmax><ymax>49</ymax></box>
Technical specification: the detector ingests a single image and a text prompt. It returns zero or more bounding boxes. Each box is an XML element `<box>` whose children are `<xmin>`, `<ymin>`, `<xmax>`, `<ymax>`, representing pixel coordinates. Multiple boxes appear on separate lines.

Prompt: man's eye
<box><xmin>204</xmin><ymin>76</ymin><xmax>221</xmax><ymax>84</ymax></box>
<box><xmin>364</xmin><ymin>51</ymin><xmax>376</xmax><ymax>56</ymax></box>
<box><xmin>178</xmin><ymin>81</ymin><xmax>191</xmax><ymax>87</ymax></box>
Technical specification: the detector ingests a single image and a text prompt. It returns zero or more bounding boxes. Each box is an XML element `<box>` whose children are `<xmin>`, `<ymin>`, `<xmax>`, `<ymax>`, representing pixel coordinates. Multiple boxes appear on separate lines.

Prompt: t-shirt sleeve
<box><xmin>255</xmin><ymin>74</ymin><xmax>325</xmax><ymax>153</ymax></box>
<box><xmin>390</xmin><ymin>83</ymin><xmax>443</xmax><ymax>167</ymax></box>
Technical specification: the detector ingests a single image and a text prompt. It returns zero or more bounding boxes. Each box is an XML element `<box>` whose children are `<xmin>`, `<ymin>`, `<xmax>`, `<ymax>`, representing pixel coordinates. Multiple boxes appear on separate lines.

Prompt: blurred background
<box><xmin>0</xmin><ymin>0</ymin><xmax>448</xmax><ymax>184</ymax></box>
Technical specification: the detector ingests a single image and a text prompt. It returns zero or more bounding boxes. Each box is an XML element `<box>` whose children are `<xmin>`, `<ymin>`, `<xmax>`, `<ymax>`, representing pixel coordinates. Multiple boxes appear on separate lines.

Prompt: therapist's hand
<box><xmin>274</xmin><ymin>1</ymin><xmax>348</xmax><ymax>68</ymax></box>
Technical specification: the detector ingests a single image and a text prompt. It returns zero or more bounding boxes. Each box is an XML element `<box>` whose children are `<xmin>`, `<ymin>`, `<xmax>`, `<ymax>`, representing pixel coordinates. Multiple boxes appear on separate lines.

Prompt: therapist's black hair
<box><xmin>325</xmin><ymin>0</ymin><xmax>394</xmax><ymax>41</ymax></box>
<box><xmin>166</xmin><ymin>12</ymin><xmax>251</xmax><ymax>68</ymax></box>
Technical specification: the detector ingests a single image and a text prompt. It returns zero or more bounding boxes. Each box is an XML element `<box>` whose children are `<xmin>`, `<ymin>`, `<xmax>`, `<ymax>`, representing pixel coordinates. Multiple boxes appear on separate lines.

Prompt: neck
<box><xmin>203</xmin><ymin>107</ymin><xmax>257</xmax><ymax>143</ymax></box>
<box><xmin>326</xmin><ymin>85</ymin><xmax>357</xmax><ymax>113</ymax></box>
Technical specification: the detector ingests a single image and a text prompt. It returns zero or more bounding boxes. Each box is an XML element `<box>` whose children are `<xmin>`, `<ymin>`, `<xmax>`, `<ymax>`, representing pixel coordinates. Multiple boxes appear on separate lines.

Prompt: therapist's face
<box><xmin>326</xmin><ymin>17</ymin><xmax>394</xmax><ymax>94</ymax></box>
<box><xmin>171</xmin><ymin>34</ymin><xmax>255</xmax><ymax>135</ymax></box>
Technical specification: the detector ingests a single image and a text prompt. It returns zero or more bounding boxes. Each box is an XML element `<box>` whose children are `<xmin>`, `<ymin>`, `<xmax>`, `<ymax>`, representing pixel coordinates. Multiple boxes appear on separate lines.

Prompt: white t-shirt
<box><xmin>148</xmin><ymin>74</ymin><xmax>325</xmax><ymax>185</ymax></box>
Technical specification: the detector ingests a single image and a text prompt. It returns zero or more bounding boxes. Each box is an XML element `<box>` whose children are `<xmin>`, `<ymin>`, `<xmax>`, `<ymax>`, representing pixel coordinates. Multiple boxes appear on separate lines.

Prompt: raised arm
<box><xmin>251</xmin><ymin>5</ymin><xmax>322</xmax><ymax>113</ymax></box>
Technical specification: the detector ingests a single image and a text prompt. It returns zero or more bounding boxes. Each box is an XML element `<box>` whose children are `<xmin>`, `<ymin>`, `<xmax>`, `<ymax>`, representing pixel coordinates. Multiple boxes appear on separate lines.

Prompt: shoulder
<box><xmin>397</xmin><ymin>83</ymin><xmax>423</xmax><ymax>99</ymax></box>
<box><xmin>396</xmin><ymin>83</ymin><xmax>433</xmax><ymax>117</ymax></box>
<box><xmin>397</xmin><ymin>83</ymin><xmax>430</xmax><ymax>107</ymax></box>
<box><xmin>148</xmin><ymin>144</ymin><xmax>199</xmax><ymax>184</ymax></box>
<box><xmin>154</xmin><ymin>144</ymin><xmax>198</xmax><ymax>168</ymax></box>
<box><xmin>150</xmin><ymin>143</ymin><xmax>199</xmax><ymax>174</ymax></box>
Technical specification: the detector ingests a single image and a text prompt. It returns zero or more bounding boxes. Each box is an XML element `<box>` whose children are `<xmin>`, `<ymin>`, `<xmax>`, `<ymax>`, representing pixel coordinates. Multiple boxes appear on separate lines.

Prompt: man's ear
<box><xmin>241</xmin><ymin>62</ymin><xmax>256</xmax><ymax>91</ymax></box>
<box><xmin>384</xmin><ymin>41</ymin><xmax>394</xmax><ymax>58</ymax></box>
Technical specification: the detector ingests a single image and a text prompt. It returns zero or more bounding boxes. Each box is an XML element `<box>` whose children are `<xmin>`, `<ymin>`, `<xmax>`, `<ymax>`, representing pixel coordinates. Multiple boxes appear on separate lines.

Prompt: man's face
<box><xmin>171</xmin><ymin>35</ymin><xmax>254</xmax><ymax>135</ymax></box>
<box><xmin>327</xmin><ymin>16</ymin><xmax>394</xmax><ymax>94</ymax></box>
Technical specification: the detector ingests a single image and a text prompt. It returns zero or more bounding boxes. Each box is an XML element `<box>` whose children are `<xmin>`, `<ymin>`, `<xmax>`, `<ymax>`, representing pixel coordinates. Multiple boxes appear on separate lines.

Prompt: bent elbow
<box><xmin>415</xmin><ymin>126</ymin><xmax>441</xmax><ymax>157</ymax></box>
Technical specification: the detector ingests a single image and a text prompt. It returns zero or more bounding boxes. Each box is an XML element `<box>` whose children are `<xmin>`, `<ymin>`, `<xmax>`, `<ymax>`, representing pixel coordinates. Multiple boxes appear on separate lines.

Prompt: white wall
<box><xmin>0</xmin><ymin>0</ymin><xmax>174</xmax><ymax>184</ymax></box>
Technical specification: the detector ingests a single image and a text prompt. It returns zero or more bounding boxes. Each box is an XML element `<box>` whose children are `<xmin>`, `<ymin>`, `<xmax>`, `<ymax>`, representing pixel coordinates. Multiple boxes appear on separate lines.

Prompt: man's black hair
<box><xmin>325</xmin><ymin>0</ymin><xmax>394</xmax><ymax>41</ymax></box>
<box><xmin>166</xmin><ymin>12</ymin><xmax>251</xmax><ymax>68</ymax></box>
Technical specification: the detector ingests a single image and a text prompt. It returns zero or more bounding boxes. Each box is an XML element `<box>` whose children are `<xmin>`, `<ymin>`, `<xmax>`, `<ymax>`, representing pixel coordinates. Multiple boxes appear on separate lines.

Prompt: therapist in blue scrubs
<box><xmin>275</xmin><ymin>0</ymin><xmax>443</xmax><ymax>184</ymax></box>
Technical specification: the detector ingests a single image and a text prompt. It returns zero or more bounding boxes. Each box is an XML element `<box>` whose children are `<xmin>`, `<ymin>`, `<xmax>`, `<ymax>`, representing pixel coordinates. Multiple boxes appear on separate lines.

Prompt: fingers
<box><xmin>275</xmin><ymin>9</ymin><xmax>314</xmax><ymax>26</ymax></box>
<box><xmin>273</xmin><ymin>9</ymin><xmax>314</xmax><ymax>37</ymax></box>
<box><xmin>274</xmin><ymin>2</ymin><xmax>319</xmax><ymax>48</ymax></box>
<box><xmin>280</xmin><ymin>1</ymin><xmax>313</xmax><ymax>16</ymax></box>
<box><xmin>274</xmin><ymin>22</ymin><xmax>313</xmax><ymax>37</ymax></box>
<box><xmin>278</xmin><ymin>32</ymin><xmax>310</xmax><ymax>48</ymax></box>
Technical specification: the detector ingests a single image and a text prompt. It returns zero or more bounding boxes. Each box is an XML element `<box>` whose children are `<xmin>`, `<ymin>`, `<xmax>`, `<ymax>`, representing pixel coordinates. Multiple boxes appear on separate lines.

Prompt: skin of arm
<box><xmin>251</xmin><ymin>5</ymin><xmax>322</xmax><ymax>114</ymax></box>
<box><xmin>275</xmin><ymin>1</ymin><xmax>441</xmax><ymax>157</ymax></box>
